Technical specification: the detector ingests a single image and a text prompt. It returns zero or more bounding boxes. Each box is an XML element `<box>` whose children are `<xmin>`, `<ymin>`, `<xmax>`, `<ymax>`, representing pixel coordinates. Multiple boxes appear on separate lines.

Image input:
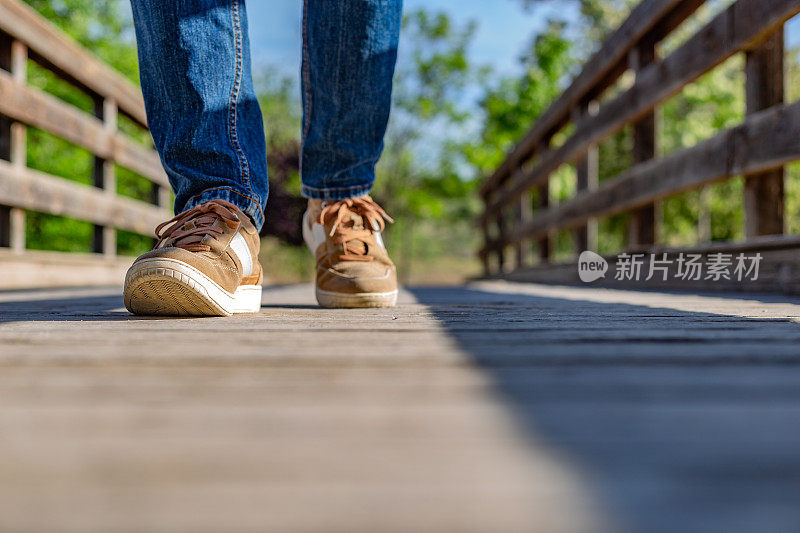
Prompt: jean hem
<box><xmin>301</xmin><ymin>183</ymin><xmax>374</xmax><ymax>201</ymax></box>
<box><xmin>182</xmin><ymin>187</ymin><xmax>265</xmax><ymax>230</ymax></box>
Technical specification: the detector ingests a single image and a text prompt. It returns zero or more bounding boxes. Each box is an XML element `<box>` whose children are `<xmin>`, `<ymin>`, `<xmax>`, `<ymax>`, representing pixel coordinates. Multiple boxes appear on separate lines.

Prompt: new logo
<box><xmin>578</xmin><ymin>251</ymin><xmax>608</xmax><ymax>283</ymax></box>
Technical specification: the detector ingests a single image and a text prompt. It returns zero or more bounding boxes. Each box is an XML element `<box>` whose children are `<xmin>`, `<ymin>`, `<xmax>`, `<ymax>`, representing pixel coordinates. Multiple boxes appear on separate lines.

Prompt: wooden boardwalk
<box><xmin>2</xmin><ymin>282</ymin><xmax>800</xmax><ymax>532</ymax></box>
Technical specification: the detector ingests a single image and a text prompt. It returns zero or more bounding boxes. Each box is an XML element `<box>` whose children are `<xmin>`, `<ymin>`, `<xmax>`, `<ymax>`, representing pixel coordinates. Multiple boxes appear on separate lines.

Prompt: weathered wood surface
<box><xmin>2</xmin><ymin>282</ymin><xmax>800</xmax><ymax>532</ymax></box>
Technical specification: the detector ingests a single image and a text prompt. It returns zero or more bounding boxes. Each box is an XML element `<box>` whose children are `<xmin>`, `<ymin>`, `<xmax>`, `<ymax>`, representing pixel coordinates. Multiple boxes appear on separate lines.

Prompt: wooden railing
<box><xmin>479</xmin><ymin>0</ymin><xmax>800</xmax><ymax>288</ymax></box>
<box><xmin>0</xmin><ymin>0</ymin><xmax>170</xmax><ymax>287</ymax></box>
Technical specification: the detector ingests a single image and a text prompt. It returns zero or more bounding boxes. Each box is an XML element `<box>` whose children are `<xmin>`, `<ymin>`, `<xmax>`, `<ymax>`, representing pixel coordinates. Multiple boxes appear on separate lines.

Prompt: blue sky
<box><xmin>245</xmin><ymin>0</ymin><xmax>570</xmax><ymax>78</ymax></box>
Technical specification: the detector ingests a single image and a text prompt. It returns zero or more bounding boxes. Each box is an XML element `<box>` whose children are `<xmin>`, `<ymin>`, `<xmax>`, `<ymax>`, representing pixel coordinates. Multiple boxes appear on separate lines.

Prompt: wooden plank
<box><xmin>0</xmin><ymin>69</ymin><xmax>167</xmax><ymax>187</ymax></box>
<box><xmin>744</xmin><ymin>29</ymin><xmax>785</xmax><ymax>237</ymax></box>
<box><xmin>5</xmin><ymin>283</ymin><xmax>800</xmax><ymax>531</ymax></box>
<box><xmin>0</xmin><ymin>249</ymin><xmax>131</xmax><ymax>289</ymax></box>
<box><xmin>490</xmin><ymin>99</ymin><xmax>800</xmax><ymax>251</ymax></box>
<box><xmin>481</xmin><ymin>0</ymin><xmax>800</xmax><ymax>223</ymax></box>
<box><xmin>479</xmin><ymin>0</ymin><xmax>705</xmax><ymax>198</ymax></box>
<box><xmin>0</xmin><ymin>159</ymin><xmax>168</xmax><ymax>236</ymax></box>
<box><xmin>0</xmin><ymin>0</ymin><xmax>147</xmax><ymax>126</ymax></box>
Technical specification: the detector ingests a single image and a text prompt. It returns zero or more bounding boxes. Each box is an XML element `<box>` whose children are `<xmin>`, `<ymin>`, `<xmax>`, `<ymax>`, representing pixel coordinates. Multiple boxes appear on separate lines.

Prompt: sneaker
<box><xmin>124</xmin><ymin>199</ymin><xmax>262</xmax><ymax>316</ymax></box>
<box><xmin>302</xmin><ymin>195</ymin><xmax>398</xmax><ymax>308</ymax></box>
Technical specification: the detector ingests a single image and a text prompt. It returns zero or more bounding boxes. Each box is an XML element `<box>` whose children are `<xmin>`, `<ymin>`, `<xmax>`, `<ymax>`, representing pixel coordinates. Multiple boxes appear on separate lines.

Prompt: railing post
<box><xmin>698</xmin><ymin>185</ymin><xmax>712</xmax><ymax>243</ymax></box>
<box><xmin>573</xmin><ymin>102</ymin><xmax>598</xmax><ymax>253</ymax></box>
<box><xmin>93</xmin><ymin>97</ymin><xmax>117</xmax><ymax>257</ymax></box>
<box><xmin>495</xmin><ymin>203</ymin><xmax>506</xmax><ymax>273</ymax></box>
<box><xmin>480</xmin><ymin>216</ymin><xmax>492</xmax><ymax>278</ymax></box>
<box><xmin>0</xmin><ymin>36</ymin><xmax>27</xmax><ymax>253</ymax></box>
<box><xmin>536</xmin><ymin>184</ymin><xmax>549</xmax><ymax>263</ymax></box>
<box><xmin>514</xmin><ymin>193</ymin><xmax>532</xmax><ymax>269</ymax></box>
<box><xmin>535</xmin><ymin>140</ymin><xmax>551</xmax><ymax>263</ymax></box>
<box><xmin>744</xmin><ymin>28</ymin><xmax>784</xmax><ymax>237</ymax></box>
<box><xmin>480</xmin><ymin>219</ymin><xmax>491</xmax><ymax>277</ymax></box>
<box><xmin>628</xmin><ymin>37</ymin><xmax>658</xmax><ymax>248</ymax></box>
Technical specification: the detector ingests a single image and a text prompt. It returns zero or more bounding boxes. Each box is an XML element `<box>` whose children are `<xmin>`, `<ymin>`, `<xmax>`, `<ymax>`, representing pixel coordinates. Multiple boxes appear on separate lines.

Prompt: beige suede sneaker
<box><xmin>124</xmin><ymin>199</ymin><xmax>262</xmax><ymax>316</ymax></box>
<box><xmin>303</xmin><ymin>196</ymin><xmax>398</xmax><ymax>308</ymax></box>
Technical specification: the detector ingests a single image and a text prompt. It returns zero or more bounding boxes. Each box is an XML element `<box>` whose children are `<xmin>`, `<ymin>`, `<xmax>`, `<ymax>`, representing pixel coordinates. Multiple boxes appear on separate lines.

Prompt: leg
<box><xmin>300</xmin><ymin>0</ymin><xmax>403</xmax><ymax>199</ymax></box>
<box><xmin>125</xmin><ymin>0</ymin><xmax>266</xmax><ymax>317</ymax></box>
<box><xmin>301</xmin><ymin>0</ymin><xmax>403</xmax><ymax>308</ymax></box>
<box><xmin>130</xmin><ymin>0</ymin><xmax>268</xmax><ymax>229</ymax></box>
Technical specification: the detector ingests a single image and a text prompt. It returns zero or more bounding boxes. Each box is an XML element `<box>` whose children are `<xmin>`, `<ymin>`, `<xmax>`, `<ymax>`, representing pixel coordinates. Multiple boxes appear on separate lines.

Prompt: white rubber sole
<box><xmin>124</xmin><ymin>258</ymin><xmax>262</xmax><ymax>317</ymax></box>
<box><xmin>315</xmin><ymin>287</ymin><xmax>398</xmax><ymax>309</ymax></box>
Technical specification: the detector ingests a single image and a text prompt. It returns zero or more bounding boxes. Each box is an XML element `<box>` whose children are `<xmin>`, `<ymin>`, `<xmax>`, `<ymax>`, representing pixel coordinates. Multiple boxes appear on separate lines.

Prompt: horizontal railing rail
<box><xmin>479</xmin><ymin>0</ymin><xmax>705</xmax><ymax>199</ymax></box>
<box><xmin>479</xmin><ymin>0</ymin><xmax>800</xmax><ymax>287</ymax></box>
<box><xmin>0</xmin><ymin>0</ymin><xmax>147</xmax><ymax>126</ymax></box>
<box><xmin>0</xmin><ymin>0</ymin><xmax>170</xmax><ymax>287</ymax></box>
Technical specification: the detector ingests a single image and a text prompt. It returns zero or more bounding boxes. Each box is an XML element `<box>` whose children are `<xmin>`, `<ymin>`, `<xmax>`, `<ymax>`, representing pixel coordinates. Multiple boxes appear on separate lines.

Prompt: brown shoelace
<box><xmin>155</xmin><ymin>199</ymin><xmax>241</xmax><ymax>252</ymax></box>
<box><xmin>318</xmin><ymin>196</ymin><xmax>393</xmax><ymax>261</ymax></box>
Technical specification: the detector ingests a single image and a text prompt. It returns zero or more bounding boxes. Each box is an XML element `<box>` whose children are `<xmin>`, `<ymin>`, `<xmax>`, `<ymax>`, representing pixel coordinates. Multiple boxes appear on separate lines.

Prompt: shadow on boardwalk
<box><xmin>409</xmin><ymin>284</ymin><xmax>800</xmax><ymax>533</ymax></box>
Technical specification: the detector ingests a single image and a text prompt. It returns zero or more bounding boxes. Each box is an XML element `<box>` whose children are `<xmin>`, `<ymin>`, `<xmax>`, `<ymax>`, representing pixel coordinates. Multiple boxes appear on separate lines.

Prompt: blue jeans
<box><xmin>131</xmin><ymin>0</ymin><xmax>403</xmax><ymax>230</ymax></box>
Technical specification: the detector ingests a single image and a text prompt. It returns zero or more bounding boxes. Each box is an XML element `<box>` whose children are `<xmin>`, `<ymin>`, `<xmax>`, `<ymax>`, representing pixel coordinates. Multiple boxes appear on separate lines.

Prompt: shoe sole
<box><xmin>124</xmin><ymin>258</ymin><xmax>262</xmax><ymax>317</ymax></box>
<box><xmin>315</xmin><ymin>287</ymin><xmax>398</xmax><ymax>308</ymax></box>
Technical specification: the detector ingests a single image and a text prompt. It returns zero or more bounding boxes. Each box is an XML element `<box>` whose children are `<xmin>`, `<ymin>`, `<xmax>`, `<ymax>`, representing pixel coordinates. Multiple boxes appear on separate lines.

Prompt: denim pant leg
<box><xmin>301</xmin><ymin>0</ymin><xmax>403</xmax><ymax>200</ymax></box>
<box><xmin>131</xmin><ymin>0</ymin><xmax>268</xmax><ymax>230</ymax></box>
